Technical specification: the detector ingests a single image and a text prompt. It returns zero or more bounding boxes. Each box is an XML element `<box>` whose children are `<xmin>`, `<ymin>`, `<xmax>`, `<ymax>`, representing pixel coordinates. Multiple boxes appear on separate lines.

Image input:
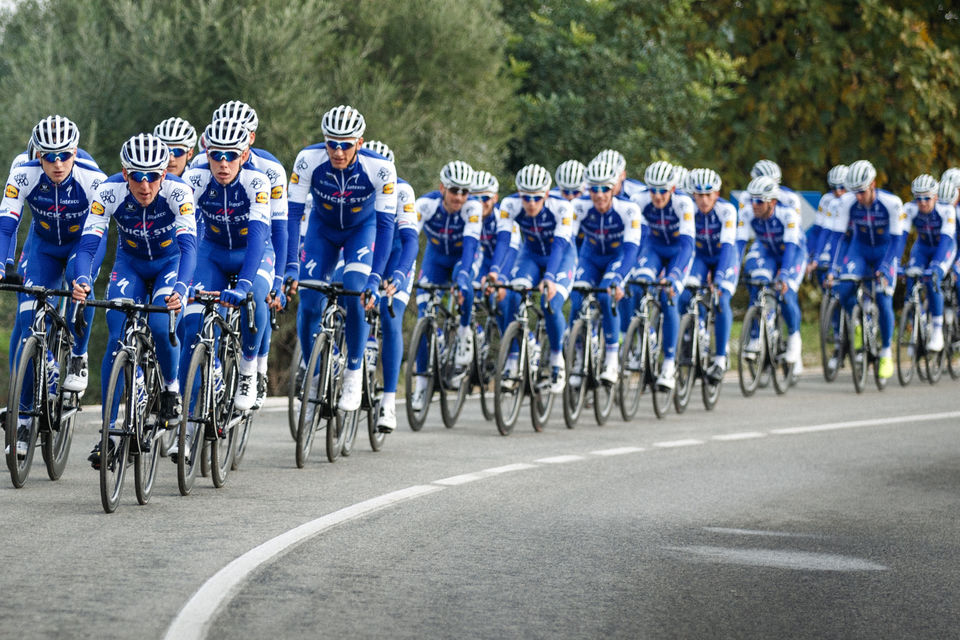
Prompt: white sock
<box><xmin>550</xmin><ymin>350</ymin><xmax>564</xmax><ymax>367</ymax></box>
<box><xmin>239</xmin><ymin>357</ymin><xmax>257</xmax><ymax>376</ymax></box>
<box><xmin>382</xmin><ymin>392</ymin><xmax>395</xmax><ymax>411</ymax></box>
<box><xmin>165</xmin><ymin>380</ymin><xmax>179</xmax><ymax>393</ymax></box>
<box><xmin>257</xmin><ymin>355</ymin><xmax>269</xmax><ymax>374</ymax></box>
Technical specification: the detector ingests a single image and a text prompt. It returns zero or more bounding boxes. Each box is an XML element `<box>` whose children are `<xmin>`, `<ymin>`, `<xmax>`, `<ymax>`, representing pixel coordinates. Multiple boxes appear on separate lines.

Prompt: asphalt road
<box><xmin>1</xmin><ymin>373</ymin><xmax>959</xmax><ymax>639</ymax></box>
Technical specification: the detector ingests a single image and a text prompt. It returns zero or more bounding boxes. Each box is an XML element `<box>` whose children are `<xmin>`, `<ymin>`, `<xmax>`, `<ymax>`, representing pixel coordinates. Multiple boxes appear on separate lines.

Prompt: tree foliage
<box><xmin>687</xmin><ymin>0</ymin><xmax>960</xmax><ymax>192</ymax></box>
<box><xmin>501</xmin><ymin>0</ymin><xmax>742</xmax><ymax>178</ymax></box>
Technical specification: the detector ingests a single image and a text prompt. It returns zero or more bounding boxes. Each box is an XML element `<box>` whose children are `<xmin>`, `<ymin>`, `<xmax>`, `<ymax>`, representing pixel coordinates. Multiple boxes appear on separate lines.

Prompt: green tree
<box><xmin>687</xmin><ymin>0</ymin><xmax>960</xmax><ymax>193</ymax></box>
<box><xmin>501</xmin><ymin>0</ymin><xmax>742</xmax><ymax>178</ymax></box>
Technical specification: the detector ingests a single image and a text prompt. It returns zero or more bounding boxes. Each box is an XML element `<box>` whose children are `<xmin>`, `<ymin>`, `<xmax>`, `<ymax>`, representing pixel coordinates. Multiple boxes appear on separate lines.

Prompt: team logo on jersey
<box><xmin>404</xmin><ymin>203</ymin><xmax>414</xmax><ymax>213</ymax></box>
<box><xmin>383</xmin><ymin>183</ymin><xmax>395</xmax><ymax>195</ymax></box>
<box><xmin>251</xmin><ymin>178</ymin><xmax>264</xmax><ymax>191</ymax></box>
<box><xmin>561</xmin><ymin>217</ymin><xmax>570</xmax><ymax>225</ymax></box>
<box><xmin>271</xmin><ymin>186</ymin><xmax>284</xmax><ymax>200</ymax></box>
<box><xmin>352</xmin><ymin>206</ymin><xmax>362</xmax><ymax>213</ymax></box>
<box><xmin>256</xmin><ymin>191</ymin><xmax>268</xmax><ymax>204</ymax></box>
<box><xmin>125</xmin><ymin>202</ymin><xmax>137</xmax><ymax>212</ymax></box>
<box><xmin>13</xmin><ymin>173</ymin><xmax>27</xmax><ymax>187</ymax></box>
<box><xmin>500</xmin><ymin>211</ymin><xmax>509</xmax><ymax>219</ymax></box>
<box><xmin>787</xmin><ymin>222</ymin><xmax>796</xmax><ymax>228</ymax></box>
<box><xmin>170</xmin><ymin>188</ymin><xmax>186</xmax><ymax>203</ymax></box>
<box><xmin>683</xmin><ymin>213</ymin><xmax>692</xmax><ymax>221</ymax></box>
<box><xmin>126</xmin><ymin>238</ymin><xmax>137</xmax><ymax>248</ymax></box>
<box><xmin>39</xmin><ymin>221</ymin><xmax>50</xmax><ymax>229</ymax></box>
<box><xmin>240</xmin><ymin>227</ymin><xmax>248</xmax><ymax>235</ymax></box>
<box><xmin>4</xmin><ymin>185</ymin><xmax>18</xmax><ymax>198</ymax></box>
<box><xmin>377</xmin><ymin>167</ymin><xmax>391</xmax><ymax>182</ymax></box>
<box><xmin>100</xmin><ymin>189</ymin><xmax>116</xmax><ymax>203</ymax></box>
<box><xmin>69</xmin><ymin>224</ymin><xmax>80</xmax><ymax>233</ymax></box>
<box><xmin>469</xmin><ymin>215</ymin><xmax>479</xmax><ymax>223</ymax></box>
<box><xmin>290</xmin><ymin>173</ymin><xmax>300</xmax><ymax>185</ymax></box>
<box><xmin>724</xmin><ymin>220</ymin><xmax>733</xmax><ymax>228</ymax></box>
<box><xmin>179</xmin><ymin>203</ymin><xmax>194</xmax><ymax>216</ymax></box>
<box><xmin>631</xmin><ymin>220</ymin><xmax>640</xmax><ymax>228</ymax></box>
<box><xmin>160</xmin><ymin>238</ymin><xmax>172</xmax><ymax>248</ymax></box>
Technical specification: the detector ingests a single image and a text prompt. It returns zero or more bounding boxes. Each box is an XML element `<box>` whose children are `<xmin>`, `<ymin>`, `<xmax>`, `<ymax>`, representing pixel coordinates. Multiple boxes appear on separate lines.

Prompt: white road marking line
<box><xmin>703</xmin><ymin>527</ymin><xmax>823</xmax><ymax>538</ymax></box>
<box><xmin>712</xmin><ymin>432</ymin><xmax>766</xmax><ymax>441</ymax></box>
<box><xmin>163</xmin><ymin>484</ymin><xmax>441</xmax><ymax>640</ymax></box>
<box><xmin>433</xmin><ymin>472</ymin><xmax>488</xmax><ymax>486</ymax></box>
<box><xmin>769</xmin><ymin>411</ymin><xmax>960</xmax><ymax>435</ymax></box>
<box><xmin>591</xmin><ymin>446</ymin><xmax>646</xmax><ymax>456</ymax></box>
<box><xmin>653</xmin><ymin>439</ymin><xmax>705</xmax><ymax>448</ymax></box>
<box><xmin>535</xmin><ymin>455</ymin><xmax>585</xmax><ymax>464</ymax></box>
<box><xmin>482</xmin><ymin>462</ymin><xmax>539</xmax><ymax>474</ymax></box>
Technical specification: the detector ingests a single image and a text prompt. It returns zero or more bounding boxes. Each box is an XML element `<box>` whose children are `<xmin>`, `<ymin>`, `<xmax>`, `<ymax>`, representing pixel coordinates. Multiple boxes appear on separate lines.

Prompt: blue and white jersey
<box><xmin>414</xmin><ymin>191</ymin><xmax>483</xmax><ymax>256</ymax></box>
<box><xmin>182</xmin><ymin>164</ymin><xmax>271</xmax><ymax>250</ymax></box>
<box><xmin>905</xmin><ymin>200</ymin><xmax>956</xmax><ymax>248</ymax></box>
<box><xmin>571</xmin><ymin>197</ymin><xmax>641</xmax><ymax>255</ymax></box>
<box><xmin>693</xmin><ymin>197</ymin><xmax>738</xmax><ymax>259</ymax></box>
<box><xmin>0</xmin><ymin>159</ymin><xmax>106</xmax><ymax>260</ymax></box>
<box><xmin>629</xmin><ymin>191</ymin><xmax>696</xmax><ymax>247</ymax></box>
<box><xmin>737</xmin><ymin>201</ymin><xmax>802</xmax><ymax>259</ymax></box>
<box><xmin>496</xmin><ymin>194</ymin><xmax>575</xmax><ymax>257</ymax></box>
<box><xmin>776</xmin><ymin>185</ymin><xmax>802</xmax><ymax>212</ymax></box>
<box><xmin>621</xmin><ymin>178</ymin><xmax>647</xmax><ymax>201</ymax></box>
<box><xmin>479</xmin><ymin>204</ymin><xmax>520</xmax><ymax>260</ymax></box>
<box><xmin>288</xmin><ymin>145</ymin><xmax>397</xmax><ymax>231</ymax></box>
<box><xmin>76</xmin><ymin>173</ymin><xmax>197</xmax><ymax>292</ymax></box>
<box><xmin>830</xmin><ymin>189</ymin><xmax>905</xmax><ymax>247</ymax></box>
<box><xmin>389</xmin><ymin>179</ymin><xmax>419</xmax><ymax>275</ymax></box>
<box><xmin>815</xmin><ymin>191</ymin><xmax>843</xmax><ymax>231</ymax></box>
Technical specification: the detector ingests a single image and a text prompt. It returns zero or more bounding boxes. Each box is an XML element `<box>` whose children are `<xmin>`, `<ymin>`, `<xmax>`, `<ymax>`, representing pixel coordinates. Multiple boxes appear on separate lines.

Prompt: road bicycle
<box><xmin>618</xmin><ymin>280</ymin><xmax>675</xmax><ymax>419</ymax></box>
<box><xmin>738</xmin><ymin>280</ymin><xmax>796</xmax><ymax>397</ymax></box>
<box><xmin>675</xmin><ymin>284</ymin><xmax>722</xmax><ymax>412</ymax></box>
<box><xmin>563</xmin><ymin>286</ymin><xmax>615</xmax><ymax>428</ymax></box>
<box><xmin>895</xmin><ymin>274</ymin><xmax>942</xmax><ymax>387</ymax></box>
<box><xmin>1</xmin><ymin>284</ymin><xmax>80</xmax><ymax>487</ymax></box>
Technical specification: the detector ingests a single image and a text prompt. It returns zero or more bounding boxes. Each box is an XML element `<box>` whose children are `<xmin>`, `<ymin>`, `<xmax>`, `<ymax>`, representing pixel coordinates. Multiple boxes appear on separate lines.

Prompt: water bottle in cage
<box><xmin>45</xmin><ymin>350</ymin><xmax>59</xmax><ymax>399</ymax></box>
<box><xmin>213</xmin><ymin>357</ymin><xmax>225</xmax><ymax>403</ymax></box>
<box><xmin>365</xmin><ymin>335</ymin><xmax>379</xmax><ymax>370</ymax></box>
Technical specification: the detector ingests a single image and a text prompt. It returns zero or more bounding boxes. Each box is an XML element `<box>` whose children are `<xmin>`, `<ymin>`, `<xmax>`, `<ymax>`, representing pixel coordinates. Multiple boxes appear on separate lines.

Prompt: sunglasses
<box><xmin>447</xmin><ymin>186</ymin><xmax>470</xmax><ymax>196</ymax></box>
<box><xmin>750</xmin><ymin>198</ymin><xmax>770</xmax><ymax>205</ymax></box>
<box><xmin>854</xmin><ymin>187</ymin><xmax>870</xmax><ymax>194</ymax></box>
<box><xmin>693</xmin><ymin>185</ymin><xmax>717</xmax><ymax>193</ymax></box>
<box><xmin>129</xmin><ymin>171</ymin><xmax>163</xmax><ymax>183</ymax></box>
<box><xmin>520</xmin><ymin>194</ymin><xmax>544</xmax><ymax>203</ymax></box>
<box><xmin>169</xmin><ymin>147</ymin><xmax>188</xmax><ymax>158</ymax></box>
<box><xmin>207</xmin><ymin>149</ymin><xmax>242</xmax><ymax>162</ymax></box>
<box><xmin>589</xmin><ymin>185</ymin><xmax>613</xmax><ymax>193</ymax></box>
<box><xmin>916</xmin><ymin>195</ymin><xmax>934</xmax><ymax>202</ymax></box>
<box><xmin>42</xmin><ymin>150</ymin><xmax>74</xmax><ymax>163</ymax></box>
<box><xmin>562</xmin><ymin>188</ymin><xmax>581</xmax><ymax>196</ymax></box>
<box><xmin>476</xmin><ymin>194</ymin><xmax>493</xmax><ymax>203</ymax></box>
<box><xmin>325</xmin><ymin>139</ymin><xmax>357</xmax><ymax>151</ymax></box>
<box><xmin>648</xmin><ymin>187</ymin><xmax>671</xmax><ymax>195</ymax></box>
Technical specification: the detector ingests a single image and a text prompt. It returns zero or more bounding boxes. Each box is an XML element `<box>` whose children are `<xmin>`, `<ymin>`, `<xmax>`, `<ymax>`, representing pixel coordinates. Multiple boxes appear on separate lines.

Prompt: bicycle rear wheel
<box><xmin>946</xmin><ymin>308</ymin><xmax>960</xmax><ymax>380</ymax></box>
<box><xmin>296</xmin><ymin>333</ymin><xmax>327</xmax><ymax>468</ymax></box>
<box><xmin>649</xmin><ymin>303</ymin><xmax>673</xmax><ymax>419</ymax></box>
<box><xmin>365</xmin><ymin>349</ymin><xmax>386</xmax><ymax>452</ymax></box>
<box><xmin>231</xmin><ymin>413</ymin><xmax>253</xmax><ymax>469</ymax></box>
<box><xmin>673</xmin><ymin>313</ymin><xmax>696</xmax><ymax>413</ymax></box>
<box><xmin>737</xmin><ymin>306</ymin><xmax>765</xmax><ymax>397</ymax></box>
<box><xmin>134</xmin><ymin>365</ymin><xmax>162</xmax><ymax>506</ymax></box>
<box><xmin>440</xmin><ymin>319</ymin><xmax>469</xmax><ymax>429</ymax></box>
<box><xmin>404</xmin><ymin>317</ymin><xmax>435</xmax><ymax>431</ymax></box>
<box><xmin>325</xmin><ymin>332</ymin><xmax>349</xmax><ymax>463</ymax></box>
<box><xmin>178</xmin><ymin>343</ymin><xmax>208</xmax><ymax>495</ymax></box>
<box><xmin>563</xmin><ymin>319</ymin><xmax>589</xmax><ymax>428</ymax></box>
<box><xmin>41</xmin><ymin>324</ymin><xmax>75</xmax><ymax>481</ymax></box>
<box><xmin>101</xmin><ymin>350</ymin><xmax>133</xmax><ymax>513</ymax></box>
<box><xmin>530</xmin><ymin>321</ymin><xmax>554</xmax><ymax>432</ymax></box>
<box><xmin>819</xmin><ymin>296</ymin><xmax>843</xmax><ymax>382</ymax></box>
<box><xmin>494</xmin><ymin>321</ymin><xmax>524</xmax><ymax>435</ymax></box>
<box><xmin>592</xmin><ymin>327</ymin><xmax>614</xmax><ymax>426</ymax></box>
<box><xmin>287</xmin><ymin>341</ymin><xmax>304</xmax><ymax>441</ymax></box>
<box><xmin>211</xmin><ymin>348</ymin><xmax>238</xmax><ymax>486</ymax></box>
<box><xmin>618</xmin><ymin>316</ymin><xmax>647</xmax><ymax>421</ymax></box>
<box><xmin>770</xmin><ymin>309</ymin><xmax>790</xmax><ymax>395</ymax></box>
<box><xmin>895</xmin><ymin>301</ymin><xmax>917</xmax><ymax>386</ymax></box>
<box><xmin>700</xmin><ymin>308</ymin><xmax>721</xmax><ymax>411</ymax></box>
<box><xmin>476</xmin><ymin>315</ymin><xmax>501</xmax><ymax>421</ymax></box>
<box><xmin>6</xmin><ymin>336</ymin><xmax>41</xmax><ymax>488</ymax></box>
<box><xmin>848</xmin><ymin>305</ymin><xmax>867</xmax><ymax>393</ymax></box>
<box><xmin>923</xmin><ymin>316</ymin><xmax>944</xmax><ymax>385</ymax></box>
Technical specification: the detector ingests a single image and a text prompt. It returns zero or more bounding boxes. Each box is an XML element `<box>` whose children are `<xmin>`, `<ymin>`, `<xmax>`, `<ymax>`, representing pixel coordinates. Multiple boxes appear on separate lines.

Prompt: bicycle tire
<box><xmin>819</xmin><ymin>296</ymin><xmax>842</xmax><ymax>382</ymax></box>
<box><xmin>563</xmin><ymin>319</ymin><xmax>589</xmax><ymax>428</ymax></box>
<box><xmin>211</xmin><ymin>347</ymin><xmax>238</xmax><ymax>486</ymax></box>
<box><xmin>530</xmin><ymin>320</ymin><xmax>554</xmax><ymax>432</ymax></box>
<box><xmin>287</xmin><ymin>340</ymin><xmax>303</xmax><ymax>440</ymax></box>
<box><xmin>6</xmin><ymin>336</ymin><xmax>41</xmax><ymax>488</ymax></box>
<box><xmin>365</xmin><ymin>345</ymin><xmax>386</xmax><ymax>452</ymax></box>
<box><xmin>134</xmin><ymin>361</ymin><xmax>162</xmax><ymax>506</ymax></box>
<box><xmin>404</xmin><ymin>317</ymin><xmax>435</xmax><ymax>431</ymax></box>
<box><xmin>922</xmin><ymin>311</ymin><xmax>944</xmax><ymax>385</ymax></box>
<box><xmin>649</xmin><ymin>301</ymin><xmax>673</xmax><ymax>419</ymax></box>
<box><xmin>325</xmin><ymin>330</ymin><xmax>349</xmax><ymax>463</ymax></box>
<box><xmin>895</xmin><ymin>301</ymin><xmax>917</xmax><ymax>386</ymax></box>
<box><xmin>178</xmin><ymin>343</ymin><xmax>208</xmax><ymax>495</ymax></box>
<box><xmin>770</xmin><ymin>307</ymin><xmax>790</xmax><ymax>396</ymax></box>
<box><xmin>673</xmin><ymin>313</ymin><xmax>696</xmax><ymax>413</ymax></box>
<box><xmin>592</xmin><ymin>324</ymin><xmax>613</xmax><ymax>426</ymax></box>
<box><xmin>618</xmin><ymin>316</ymin><xmax>647</xmax><ymax>421</ymax></box>
<box><xmin>440</xmin><ymin>319</ymin><xmax>469</xmax><ymax>429</ymax></box>
<box><xmin>41</xmin><ymin>324</ymin><xmax>75</xmax><ymax>481</ymax></box>
<box><xmin>231</xmin><ymin>413</ymin><xmax>254</xmax><ymax>469</ymax></box>
<box><xmin>101</xmin><ymin>350</ymin><xmax>133</xmax><ymax>513</ymax></box>
<box><xmin>338</xmin><ymin>409</ymin><xmax>360</xmax><ymax>458</ymax></box>
<box><xmin>494</xmin><ymin>321</ymin><xmax>524</xmax><ymax>435</ymax></box>
<box><xmin>296</xmin><ymin>332</ymin><xmax>327</xmax><ymax>468</ymax></box>
<box><xmin>476</xmin><ymin>315</ymin><xmax>500</xmax><ymax>422</ymax></box>
<box><xmin>700</xmin><ymin>309</ymin><xmax>721</xmax><ymax>411</ymax></box>
<box><xmin>946</xmin><ymin>307</ymin><xmax>960</xmax><ymax>380</ymax></box>
<box><xmin>849</xmin><ymin>305</ymin><xmax>867</xmax><ymax>393</ymax></box>
<box><xmin>737</xmin><ymin>306</ymin><xmax>765</xmax><ymax>397</ymax></box>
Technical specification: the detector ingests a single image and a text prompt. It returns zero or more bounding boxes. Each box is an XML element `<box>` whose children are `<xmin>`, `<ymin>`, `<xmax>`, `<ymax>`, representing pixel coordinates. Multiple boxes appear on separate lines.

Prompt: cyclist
<box><xmin>360</xmin><ymin>139</ymin><xmax>417</xmax><ymax>433</ymax></box>
<box><xmin>212</xmin><ymin>100</ymin><xmax>288</xmax><ymax>408</ymax></box>
<box><xmin>807</xmin><ymin>165</ymin><xmax>848</xmax><ymax>275</ymax></box>
<box><xmin>486</xmin><ymin>164</ymin><xmax>576</xmax><ymax>393</ymax></box>
<box><xmin>672</xmin><ymin>165</ymin><xmax>691</xmax><ymax>196</ymax></box>
<box><xmin>153</xmin><ymin>117</ymin><xmax>197</xmax><ymax>178</ymax></box>
<box><xmin>749</xmin><ymin>159</ymin><xmax>801</xmax><ymax>211</ymax></box>
<box><xmin>592</xmin><ymin>148</ymin><xmax>646</xmax><ymax>200</ymax></box>
<box><xmin>179</xmin><ymin>117</ymin><xmax>277</xmax><ymax>412</ymax></box>
<box><xmin>569</xmin><ymin>157</ymin><xmax>641</xmax><ymax>384</ymax></box>
<box><xmin>73</xmin><ymin>133</ymin><xmax>197</xmax><ymax>468</ymax></box>
<box><xmin>903</xmin><ymin>174</ymin><xmax>956</xmax><ymax>352</ymax></box>
<box><xmin>408</xmin><ymin>160</ymin><xmax>482</xmax><ymax>410</ymax></box>
<box><xmin>940</xmin><ymin>176</ymin><xmax>960</xmax><ymax>311</ymax></box>
<box><xmin>679</xmin><ymin>168</ymin><xmax>739</xmax><ymax>383</ymax></box>
<box><xmin>738</xmin><ymin>175</ymin><xmax>805</xmax><ymax>368</ymax></box>
<box><xmin>826</xmin><ymin>160</ymin><xmax>905</xmax><ymax>379</ymax></box>
<box><xmin>628</xmin><ymin>160</ymin><xmax>696</xmax><ymax>389</ymax></box>
<box><xmin>552</xmin><ymin>160</ymin><xmax>585</xmax><ymax>201</ymax></box>
<box><xmin>0</xmin><ymin>115</ymin><xmax>107</xmax><ymax>398</ymax></box>
<box><xmin>472</xmin><ymin>169</ymin><xmax>520</xmax><ymax>331</ymax></box>
<box><xmin>286</xmin><ymin>105</ymin><xmax>397</xmax><ymax>413</ymax></box>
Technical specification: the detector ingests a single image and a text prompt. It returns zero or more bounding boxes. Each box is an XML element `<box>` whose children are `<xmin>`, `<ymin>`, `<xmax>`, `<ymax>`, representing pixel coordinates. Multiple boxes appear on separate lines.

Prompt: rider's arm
<box><xmin>390</xmin><ymin>182</ymin><xmax>419</xmax><ymax>287</ymax></box>
<box><xmin>454</xmin><ymin>199</ymin><xmax>483</xmax><ymax>289</ymax></box>
<box><xmin>666</xmin><ymin>196</ymin><xmax>696</xmax><ymax>283</ymax></box>
<box><xmin>933</xmin><ymin>204</ymin><xmax>957</xmax><ymax>278</ymax></box>
<box><xmin>879</xmin><ymin>193</ymin><xmax>906</xmax><ymax>277</ymax></box>
<box><xmin>544</xmin><ymin>199</ymin><xmax>575</xmax><ymax>281</ymax></box>
<box><xmin>367</xmin><ymin>157</ymin><xmax>399</xmax><ymax>289</ymax></box>
<box><xmin>0</xmin><ymin>169</ymin><xmax>31</xmax><ymax>271</ymax></box>
<box><xmin>776</xmin><ymin>206</ymin><xmax>803</xmax><ymax>281</ymax></box>
<box><xmin>285</xmin><ymin>148</ymin><xmax>313</xmax><ymax>282</ymax></box>
<box><xmin>716</xmin><ymin>201</ymin><xmax>738</xmax><ymax>279</ymax></box>
<box><xmin>171</xmin><ymin>193</ymin><xmax>199</xmax><ymax>298</ymax></box>
<box><xmin>489</xmin><ymin>200</ymin><xmax>517</xmax><ymax>277</ymax></box>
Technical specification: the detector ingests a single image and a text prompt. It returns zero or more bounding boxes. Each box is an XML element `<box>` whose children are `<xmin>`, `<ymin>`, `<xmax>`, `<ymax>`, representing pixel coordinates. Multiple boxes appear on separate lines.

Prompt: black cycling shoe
<box><xmin>88</xmin><ymin>439</ymin><xmax>116</xmax><ymax>470</ymax></box>
<box><xmin>706</xmin><ymin>362</ymin><xmax>725</xmax><ymax>385</ymax></box>
<box><xmin>158</xmin><ymin>391</ymin><xmax>182</xmax><ymax>430</ymax></box>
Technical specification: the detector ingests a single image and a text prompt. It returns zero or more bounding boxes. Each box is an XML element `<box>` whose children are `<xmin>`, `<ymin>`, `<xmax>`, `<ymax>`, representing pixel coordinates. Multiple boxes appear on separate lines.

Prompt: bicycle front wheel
<box><xmin>440</xmin><ymin>320</ymin><xmax>469</xmax><ymax>429</ymax></box>
<box><xmin>494</xmin><ymin>321</ymin><xmax>524</xmax><ymax>435</ymax></box>
<box><xmin>296</xmin><ymin>332</ymin><xmax>327</xmax><ymax>467</ymax></box>
<box><xmin>404</xmin><ymin>317</ymin><xmax>436</xmax><ymax>431</ymax></box>
<box><xmin>946</xmin><ymin>308</ymin><xmax>960</xmax><ymax>380</ymax></box>
<box><xmin>7</xmin><ymin>336</ymin><xmax>41</xmax><ymax>488</ymax></box>
<box><xmin>737</xmin><ymin>306</ymin><xmax>766</xmax><ymax>397</ymax></box>
<box><xmin>41</xmin><ymin>325</ymin><xmax>75</xmax><ymax>481</ymax></box>
<box><xmin>287</xmin><ymin>340</ymin><xmax>304</xmax><ymax>440</ymax></box>
<box><xmin>618</xmin><ymin>316</ymin><xmax>647</xmax><ymax>421</ymax></box>
<box><xmin>819</xmin><ymin>296</ymin><xmax>842</xmax><ymax>382</ymax></box>
<box><xmin>896</xmin><ymin>301</ymin><xmax>917</xmax><ymax>386</ymax></box>
<box><xmin>365</xmin><ymin>349</ymin><xmax>386</xmax><ymax>453</ymax></box>
<box><xmin>101</xmin><ymin>350</ymin><xmax>133</xmax><ymax>513</ymax></box>
<box><xmin>770</xmin><ymin>309</ymin><xmax>790</xmax><ymax>396</ymax></box>
<box><xmin>848</xmin><ymin>305</ymin><xmax>867</xmax><ymax>393</ymax></box>
<box><xmin>178</xmin><ymin>343</ymin><xmax>208</xmax><ymax>495</ymax></box>
<box><xmin>673</xmin><ymin>313</ymin><xmax>696</xmax><ymax>413</ymax></box>
<box><xmin>592</xmin><ymin>326</ymin><xmax>614</xmax><ymax>426</ymax></box>
<box><xmin>563</xmin><ymin>319</ymin><xmax>589</xmax><ymax>428</ymax></box>
<box><xmin>530</xmin><ymin>321</ymin><xmax>554</xmax><ymax>432</ymax></box>
<box><xmin>476</xmin><ymin>315</ymin><xmax>501</xmax><ymax>421</ymax></box>
<box><xmin>211</xmin><ymin>348</ymin><xmax>238</xmax><ymax>486</ymax></box>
